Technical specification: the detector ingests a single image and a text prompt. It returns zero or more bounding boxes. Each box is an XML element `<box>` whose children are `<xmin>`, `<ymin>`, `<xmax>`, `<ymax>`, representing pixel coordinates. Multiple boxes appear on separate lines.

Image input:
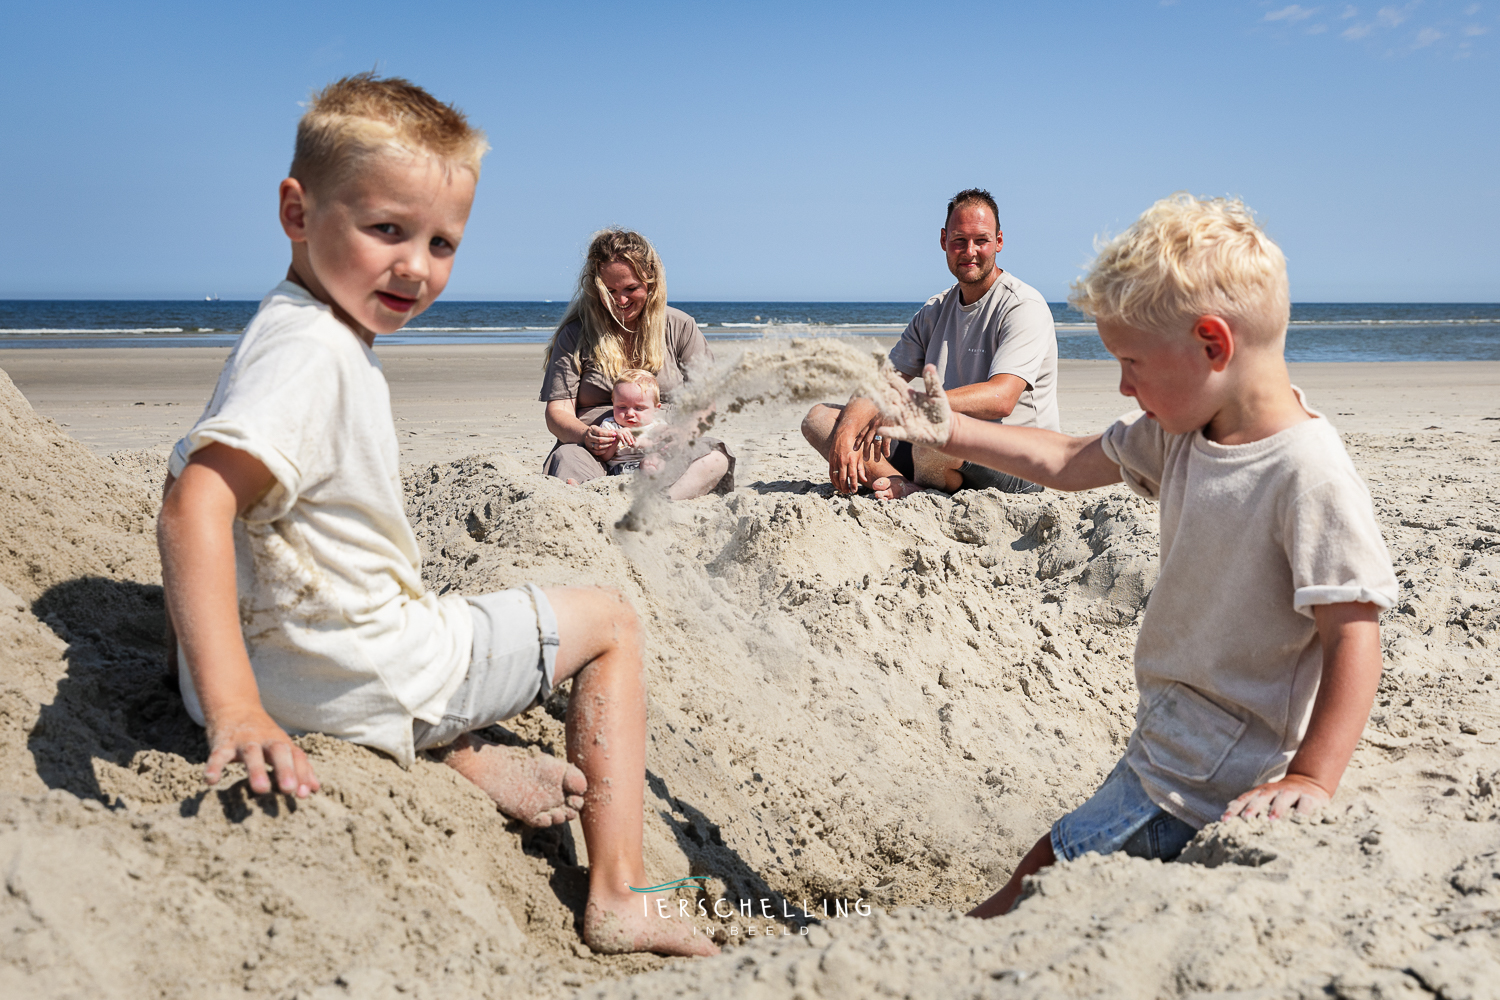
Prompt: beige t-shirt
<box><xmin>887</xmin><ymin>272</ymin><xmax>1060</xmax><ymax>431</ymax></box>
<box><xmin>1100</xmin><ymin>393</ymin><xmax>1398</xmax><ymax>827</ymax></box>
<box><xmin>540</xmin><ymin>306</ymin><xmax>710</xmax><ymax>410</ymax></box>
<box><xmin>169</xmin><ymin>282</ymin><xmax>472</xmax><ymax>767</ymax></box>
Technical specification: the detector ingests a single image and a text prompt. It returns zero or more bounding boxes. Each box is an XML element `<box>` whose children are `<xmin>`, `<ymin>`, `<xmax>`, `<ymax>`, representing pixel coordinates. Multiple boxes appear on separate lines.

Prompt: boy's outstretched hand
<box><xmin>1221</xmin><ymin>773</ymin><xmax>1330</xmax><ymax>821</ymax></box>
<box><xmin>872</xmin><ymin>361</ymin><xmax>952</xmax><ymax>446</ymax></box>
<box><xmin>205</xmin><ymin>706</ymin><xmax>320</xmax><ymax>799</ymax></box>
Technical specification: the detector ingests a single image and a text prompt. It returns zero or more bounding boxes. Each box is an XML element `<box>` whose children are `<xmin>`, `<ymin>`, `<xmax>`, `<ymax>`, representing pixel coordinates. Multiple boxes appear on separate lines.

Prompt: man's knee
<box><xmin>801</xmin><ymin>403</ymin><xmax>838</xmax><ymax>449</ymax></box>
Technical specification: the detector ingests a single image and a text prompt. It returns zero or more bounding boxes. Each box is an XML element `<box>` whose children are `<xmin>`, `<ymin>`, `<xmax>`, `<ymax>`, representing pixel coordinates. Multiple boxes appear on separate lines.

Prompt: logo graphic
<box><xmin>629</xmin><ymin>877</ymin><xmax>712</xmax><ymax>893</ymax></box>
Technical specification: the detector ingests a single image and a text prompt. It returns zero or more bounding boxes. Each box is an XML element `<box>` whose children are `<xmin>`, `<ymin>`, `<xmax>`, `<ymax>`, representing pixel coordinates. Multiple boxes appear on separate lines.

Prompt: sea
<box><xmin>1</xmin><ymin>300</ymin><xmax>1497</xmax><ymax>362</ymax></box>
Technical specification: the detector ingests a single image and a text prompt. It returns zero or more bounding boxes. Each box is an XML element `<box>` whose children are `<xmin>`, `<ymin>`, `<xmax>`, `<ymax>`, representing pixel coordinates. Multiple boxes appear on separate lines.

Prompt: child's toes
<box><xmin>564</xmin><ymin>764</ymin><xmax>587</xmax><ymax>795</ymax></box>
<box><xmin>566</xmin><ymin>794</ymin><xmax>585</xmax><ymax>811</ymax></box>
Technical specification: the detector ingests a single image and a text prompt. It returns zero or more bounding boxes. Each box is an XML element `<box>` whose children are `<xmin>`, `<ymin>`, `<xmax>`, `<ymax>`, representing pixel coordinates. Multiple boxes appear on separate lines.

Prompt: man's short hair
<box><xmin>945</xmin><ymin>188</ymin><xmax>1001</xmax><ymax>231</ymax></box>
<box><xmin>290</xmin><ymin>72</ymin><xmax>490</xmax><ymax>196</ymax></box>
<box><xmin>613</xmin><ymin>368</ymin><xmax>661</xmax><ymax>404</ymax></box>
<box><xmin>1068</xmin><ymin>193</ymin><xmax>1290</xmax><ymax>345</ymax></box>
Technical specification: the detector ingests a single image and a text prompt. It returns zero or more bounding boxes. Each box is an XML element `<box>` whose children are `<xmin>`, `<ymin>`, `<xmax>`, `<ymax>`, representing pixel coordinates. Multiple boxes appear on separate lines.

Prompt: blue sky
<box><xmin>3</xmin><ymin>1</ymin><xmax>1496</xmax><ymax>302</ymax></box>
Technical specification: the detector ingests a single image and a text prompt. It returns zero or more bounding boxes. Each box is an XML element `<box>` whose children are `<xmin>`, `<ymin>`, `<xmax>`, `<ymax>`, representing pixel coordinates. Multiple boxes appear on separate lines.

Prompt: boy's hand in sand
<box><xmin>1222</xmin><ymin>774</ymin><xmax>1330</xmax><ymax>821</ymax></box>
<box><xmin>205</xmin><ymin>706</ymin><xmax>320</xmax><ymax>799</ymax></box>
<box><xmin>874</xmin><ymin>362</ymin><xmax>952</xmax><ymax>446</ymax></box>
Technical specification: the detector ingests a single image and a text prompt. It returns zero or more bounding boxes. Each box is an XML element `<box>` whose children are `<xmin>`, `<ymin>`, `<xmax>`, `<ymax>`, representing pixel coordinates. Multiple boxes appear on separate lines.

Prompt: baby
<box><xmin>596</xmin><ymin>368</ymin><xmax>731</xmax><ymax>500</ymax></box>
<box><xmin>598</xmin><ymin>369</ymin><xmax>663</xmax><ymax>475</ymax></box>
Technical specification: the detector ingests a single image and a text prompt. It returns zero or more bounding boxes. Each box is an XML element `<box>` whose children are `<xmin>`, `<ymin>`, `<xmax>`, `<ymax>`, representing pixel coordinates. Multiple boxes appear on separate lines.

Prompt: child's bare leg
<box><xmin>968</xmin><ymin>833</ymin><xmax>1055</xmax><ymax>918</ymax></box>
<box><xmin>433</xmin><ymin>734</ymin><xmax>586</xmax><ymax>827</ymax></box>
<box><xmin>666</xmin><ymin>450</ymin><xmax>729</xmax><ymax>501</ymax></box>
<box><xmin>548</xmin><ymin>586</ymin><xmax>717</xmax><ymax>957</ymax></box>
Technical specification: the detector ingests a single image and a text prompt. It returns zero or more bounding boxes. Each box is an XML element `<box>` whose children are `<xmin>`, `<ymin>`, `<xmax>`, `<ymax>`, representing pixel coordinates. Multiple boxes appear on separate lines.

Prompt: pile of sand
<box><xmin>2</xmin><ymin>347</ymin><xmax>1498</xmax><ymax>999</ymax></box>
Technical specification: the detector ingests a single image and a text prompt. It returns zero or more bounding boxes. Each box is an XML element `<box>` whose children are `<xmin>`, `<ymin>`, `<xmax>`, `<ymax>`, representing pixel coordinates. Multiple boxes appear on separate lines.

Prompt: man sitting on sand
<box><xmin>802</xmin><ymin>188</ymin><xmax>1060</xmax><ymax>498</ymax></box>
<box><xmin>155</xmin><ymin>74</ymin><xmax>712</xmax><ymax>958</ymax></box>
<box><xmin>872</xmin><ymin>193</ymin><xmax>1397</xmax><ymax>916</ymax></box>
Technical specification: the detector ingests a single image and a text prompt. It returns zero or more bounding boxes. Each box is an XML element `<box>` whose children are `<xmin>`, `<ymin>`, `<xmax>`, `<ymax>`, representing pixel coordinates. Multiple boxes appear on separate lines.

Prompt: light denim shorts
<box><xmin>1050</xmin><ymin>757</ymin><xmax>1200</xmax><ymax>863</ymax></box>
<box><xmin>412</xmin><ymin>584</ymin><xmax>560</xmax><ymax>752</ymax></box>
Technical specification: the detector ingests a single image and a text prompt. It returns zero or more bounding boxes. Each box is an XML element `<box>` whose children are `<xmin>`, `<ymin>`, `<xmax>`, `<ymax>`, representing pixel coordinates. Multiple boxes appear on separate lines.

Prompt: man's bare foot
<box><xmin>434</xmin><ymin>733</ymin><xmax>586</xmax><ymax>827</ymax></box>
<box><xmin>583</xmin><ymin>896</ymin><xmax>720</xmax><ymax>957</ymax></box>
<box><xmin>869</xmin><ymin>474</ymin><xmax>924</xmax><ymax>500</ymax></box>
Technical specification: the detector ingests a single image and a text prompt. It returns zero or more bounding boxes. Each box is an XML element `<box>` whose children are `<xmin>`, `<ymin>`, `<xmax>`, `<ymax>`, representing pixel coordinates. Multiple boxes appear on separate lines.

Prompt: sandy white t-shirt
<box><xmin>599</xmin><ymin>417</ymin><xmax>648</xmax><ymax>469</ymax></box>
<box><xmin>887</xmin><ymin>272</ymin><xmax>1060</xmax><ymax>431</ymax></box>
<box><xmin>169</xmin><ymin>281</ymin><xmax>471</xmax><ymax>766</ymax></box>
<box><xmin>1100</xmin><ymin>393</ymin><xmax>1398</xmax><ymax>827</ymax></box>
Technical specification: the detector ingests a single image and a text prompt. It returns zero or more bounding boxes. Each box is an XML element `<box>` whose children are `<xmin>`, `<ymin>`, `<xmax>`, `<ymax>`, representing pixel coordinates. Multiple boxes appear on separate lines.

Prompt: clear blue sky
<box><xmin>3</xmin><ymin>1</ymin><xmax>1496</xmax><ymax>302</ymax></box>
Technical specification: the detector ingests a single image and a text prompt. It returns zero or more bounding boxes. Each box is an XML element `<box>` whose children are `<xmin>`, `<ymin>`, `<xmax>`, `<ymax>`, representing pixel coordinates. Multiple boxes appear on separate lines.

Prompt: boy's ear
<box><xmin>1193</xmin><ymin>315</ymin><xmax>1235</xmax><ymax>372</ymax></box>
<box><xmin>279</xmin><ymin>178</ymin><xmax>310</xmax><ymax>242</ymax></box>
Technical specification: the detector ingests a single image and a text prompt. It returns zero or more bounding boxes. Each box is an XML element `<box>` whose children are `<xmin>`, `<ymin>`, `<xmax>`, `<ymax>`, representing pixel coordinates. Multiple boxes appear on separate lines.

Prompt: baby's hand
<box><xmin>1222</xmin><ymin>774</ymin><xmax>1330</xmax><ymax>821</ymax></box>
<box><xmin>872</xmin><ymin>361</ymin><xmax>952</xmax><ymax>446</ymax></box>
<box><xmin>616</xmin><ymin>427</ymin><xmax>637</xmax><ymax>448</ymax></box>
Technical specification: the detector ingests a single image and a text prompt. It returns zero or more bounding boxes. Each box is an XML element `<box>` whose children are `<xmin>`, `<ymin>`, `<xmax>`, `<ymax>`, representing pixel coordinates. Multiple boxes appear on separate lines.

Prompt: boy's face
<box><xmin>282</xmin><ymin>153</ymin><xmax>476</xmax><ymax>342</ymax></box>
<box><xmin>611</xmin><ymin>382</ymin><xmax>658</xmax><ymax>427</ymax></box>
<box><xmin>1098</xmin><ymin>319</ymin><xmax>1221</xmax><ymax>435</ymax></box>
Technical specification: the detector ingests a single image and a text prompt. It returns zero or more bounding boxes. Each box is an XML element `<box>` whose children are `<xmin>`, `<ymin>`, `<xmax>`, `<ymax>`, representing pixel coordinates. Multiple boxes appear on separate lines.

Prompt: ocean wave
<box><xmin>402</xmin><ymin>326</ymin><xmax>554</xmax><ymax>332</ymax></box>
<box><xmin>1288</xmin><ymin>318</ymin><xmax>1500</xmax><ymax>327</ymax></box>
<box><xmin>0</xmin><ymin>327</ymin><xmax>187</xmax><ymax>334</ymax></box>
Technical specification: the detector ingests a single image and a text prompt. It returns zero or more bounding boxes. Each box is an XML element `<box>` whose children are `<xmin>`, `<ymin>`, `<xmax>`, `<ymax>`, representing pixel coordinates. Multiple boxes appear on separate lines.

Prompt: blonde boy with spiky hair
<box><xmin>157</xmin><ymin>74</ymin><xmax>714</xmax><ymax>957</ymax></box>
<box><xmin>874</xmin><ymin>194</ymin><xmax>1398</xmax><ymax>917</ymax></box>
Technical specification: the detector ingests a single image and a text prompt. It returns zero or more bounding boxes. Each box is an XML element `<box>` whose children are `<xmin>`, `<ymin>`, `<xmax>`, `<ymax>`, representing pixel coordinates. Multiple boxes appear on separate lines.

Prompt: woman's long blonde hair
<box><xmin>544</xmin><ymin>228</ymin><xmax>668</xmax><ymax>384</ymax></box>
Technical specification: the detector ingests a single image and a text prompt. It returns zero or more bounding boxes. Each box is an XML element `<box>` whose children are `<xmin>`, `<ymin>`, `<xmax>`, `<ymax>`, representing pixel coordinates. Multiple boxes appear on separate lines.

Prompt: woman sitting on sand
<box><xmin>540</xmin><ymin>228</ymin><xmax>733</xmax><ymax>499</ymax></box>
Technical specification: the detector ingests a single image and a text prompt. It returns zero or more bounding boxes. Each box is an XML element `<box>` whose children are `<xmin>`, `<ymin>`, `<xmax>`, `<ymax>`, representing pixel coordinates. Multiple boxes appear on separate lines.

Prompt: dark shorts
<box><xmin>1050</xmin><ymin>757</ymin><xmax>1200</xmax><ymax>863</ymax></box>
<box><xmin>887</xmin><ymin>441</ymin><xmax>1043</xmax><ymax>495</ymax></box>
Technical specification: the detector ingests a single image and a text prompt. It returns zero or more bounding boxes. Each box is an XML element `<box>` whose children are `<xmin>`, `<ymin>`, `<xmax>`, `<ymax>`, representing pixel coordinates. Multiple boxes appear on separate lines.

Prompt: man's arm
<box><xmin>942</xmin><ymin>372</ymin><xmax>1027</xmax><ymax>422</ymax></box>
<box><xmin>848</xmin><ymin>371</ymin><xmax>1027</xmax><ymax>452</ymax></box>
<box><xmin>1222</xmin><ymin>601</ymin><xmax>1382</xmax><ymax>820</ymax></box>
<box><xmin>874</xmin><ymin>363</ymin><xmax>1120</xmax><ymax>492</ymax></box>
<box><xmin>158</xmin><ymin>442</ymin><xmax>319</xmax><ymax>798</ymax></box>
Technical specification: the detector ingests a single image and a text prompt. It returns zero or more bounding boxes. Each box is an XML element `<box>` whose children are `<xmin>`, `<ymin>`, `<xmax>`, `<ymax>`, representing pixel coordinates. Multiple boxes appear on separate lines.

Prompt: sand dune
<box><xmin>1</xmin><ymin>344</ymin><xmax>1497</xmax><ymax>998</ymax></box>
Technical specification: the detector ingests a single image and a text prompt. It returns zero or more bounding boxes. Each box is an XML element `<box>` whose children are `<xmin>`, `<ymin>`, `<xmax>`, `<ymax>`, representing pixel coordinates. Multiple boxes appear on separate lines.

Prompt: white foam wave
<box><xmin>402</xmin><ymin>326</ymin><xmax>552</xmax><ymax>332</ymax></box>
<box><xmin>0</xmin><ymin>327</ymin><xmax>187</xmax><ymax>334</ymax></box>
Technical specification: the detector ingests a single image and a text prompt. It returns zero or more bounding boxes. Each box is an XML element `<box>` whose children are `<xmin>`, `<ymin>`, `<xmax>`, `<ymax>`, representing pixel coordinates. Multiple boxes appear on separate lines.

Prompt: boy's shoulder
<box><xmin>245</xmin><ymin>281</ymin><xmax>367</xmax><ymax>352</ymax></box>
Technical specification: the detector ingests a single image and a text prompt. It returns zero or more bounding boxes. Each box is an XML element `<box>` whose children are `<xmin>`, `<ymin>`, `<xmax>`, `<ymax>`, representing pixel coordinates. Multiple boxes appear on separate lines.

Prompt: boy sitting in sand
<box><xmin>873</xmin><ymin>194</ymin><xmax>1398</xmax><ymax>916</ymax></box>
<box><xmin>598</xmin><ymin>369</ymin><xmax>664</xmax><ymax>476</ymax></box>
<box><xmin>155</xmin><ymin>73</ymin><xmax>712</xmax><ymax>957</ymax></box>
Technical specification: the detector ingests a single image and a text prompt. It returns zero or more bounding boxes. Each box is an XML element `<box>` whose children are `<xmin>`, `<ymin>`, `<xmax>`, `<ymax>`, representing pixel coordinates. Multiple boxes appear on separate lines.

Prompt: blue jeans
<box><xmin>1051</xmin><ymin>757</ymin><xmax>1200</xmax><ymax>862</ymax></box>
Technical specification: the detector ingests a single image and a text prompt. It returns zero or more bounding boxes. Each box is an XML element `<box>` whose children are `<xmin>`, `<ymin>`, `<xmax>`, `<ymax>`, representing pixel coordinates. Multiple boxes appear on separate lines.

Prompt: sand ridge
<box><xmin>1</xmin><ymin>346</ymin><xmax>1498</xmax><ymax>998</ymax></box>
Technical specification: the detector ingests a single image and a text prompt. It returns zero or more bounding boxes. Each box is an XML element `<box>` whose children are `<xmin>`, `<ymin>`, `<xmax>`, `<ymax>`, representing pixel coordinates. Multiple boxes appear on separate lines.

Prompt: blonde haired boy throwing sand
<box><xmin>874</xmin><ymin>194</ymin><xmax>1398</xmax><ymax>917</ymax></box>
<box><xmin>156</xmin><ymin>74</ymin><xmax>712</xmax><ymax>956</ymax></box>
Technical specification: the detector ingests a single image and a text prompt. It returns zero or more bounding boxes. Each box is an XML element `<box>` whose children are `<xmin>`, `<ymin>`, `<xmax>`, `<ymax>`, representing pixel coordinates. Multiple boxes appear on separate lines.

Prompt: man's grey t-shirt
<box><xmin>887</xmin><ymin>271</ymin><xmax>1060</xmax><ymax>431</ymax></box>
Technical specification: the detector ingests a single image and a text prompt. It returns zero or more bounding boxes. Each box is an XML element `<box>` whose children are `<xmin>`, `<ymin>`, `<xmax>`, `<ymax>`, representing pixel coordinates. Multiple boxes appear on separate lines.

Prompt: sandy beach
<box><xmin>2</xmin><ymin>341</ymin><xmax>1498</xmax><ymax>999</ymax></box>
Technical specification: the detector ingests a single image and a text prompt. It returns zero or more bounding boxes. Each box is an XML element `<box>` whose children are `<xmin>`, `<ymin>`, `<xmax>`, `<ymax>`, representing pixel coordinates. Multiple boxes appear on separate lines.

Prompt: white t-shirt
<box><xmin>169</xmin><ymin>281</ymin><xmax>471</xmax><ymax>766</ymax></box>
<box><xmin>1100</xmin><ymin>392</ymin><xmax>1398</xmax><ymax>827</ymax></box>
<box><xmin>599</xmin><ymin>417</ymin><xmax>648</xmax><ymax>469</ymax></box>
<box><xmin>887</xmin><ymin>271</ymin><xmax>1060</xmax><ymax>431</ymax></box>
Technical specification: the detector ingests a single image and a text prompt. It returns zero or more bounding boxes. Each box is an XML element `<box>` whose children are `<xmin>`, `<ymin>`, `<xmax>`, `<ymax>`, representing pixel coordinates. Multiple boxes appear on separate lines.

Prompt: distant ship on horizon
<box><xmin>204</xmin><ymin>294</ymin><xmax>220</xmax><ymax>302</ymax></box>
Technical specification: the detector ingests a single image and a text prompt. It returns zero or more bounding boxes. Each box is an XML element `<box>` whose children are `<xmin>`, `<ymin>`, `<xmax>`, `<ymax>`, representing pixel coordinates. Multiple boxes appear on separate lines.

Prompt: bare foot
<box><xmin>869</xmin><ymin>474</ymin><xmax>924</xmax><ymax>500</ymax></box>
<box><xmin>434</xmin><ymin>733</ymin><xmax>587</xmax><ymax>827</ymax></box>
<box><xmin>565</xmin><ymin>478</ymin><xmax>579</xmax><ymax>486</ymax></box>
<box><xmin>584</xmin><ymin>896</ymin><xmax>719</xmax><ymax>957</ymax></box>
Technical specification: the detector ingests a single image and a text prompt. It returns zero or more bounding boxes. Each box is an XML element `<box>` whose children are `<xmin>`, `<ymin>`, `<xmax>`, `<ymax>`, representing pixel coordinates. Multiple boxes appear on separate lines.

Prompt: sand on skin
<box><xmin>1</xmin><ymin>340</ymin><xmax>1498</xmax><ymax>999</ymax></box>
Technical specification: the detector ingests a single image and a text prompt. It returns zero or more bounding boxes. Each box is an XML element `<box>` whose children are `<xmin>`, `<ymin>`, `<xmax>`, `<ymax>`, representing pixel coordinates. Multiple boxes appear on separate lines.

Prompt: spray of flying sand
<box><xmin>613</xmin><ymin>337</ymin><xmax>898</xmax><ymax>532</ymax></box>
